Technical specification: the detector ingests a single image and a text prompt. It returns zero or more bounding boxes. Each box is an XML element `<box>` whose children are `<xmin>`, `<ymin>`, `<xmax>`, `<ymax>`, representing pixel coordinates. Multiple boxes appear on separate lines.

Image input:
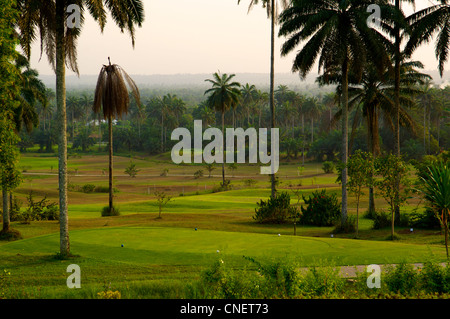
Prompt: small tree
<box><xmin>322</xmin><ymin>161</ymin><xmax>335</xmax><ymax>174</ymax></box>
<box><xmin>125</xmin><ymin>161</ymin><xmax>140</xmax><ymax>178</ymax></box>
<box><xmin>347</xmin><ymin>151</ymin><xmax>374</xmax><ymax>236</ymax></box>
<box><xmin>194</xmin><ymin>170</ymin><xmax>204</xmax><ymax>179</ymax></box>
<box><xmin>0</xmin><ymin>115</ymin><xmax>22</xmax><ymax>236</ymax></box>
<box><xmin>374</xmin><ymin>154</ymin><xmax>411</xmax><ymax>240</ymax></box>
<box><xmin>205</xmin><ymin>163</ymin><xmax>216</xmax><ymax>178</ymax></box>
<box><xmin>154</xmin><ymin>191</ymin><xmax>172</xmax><ymax>219</ymax></box>
<box><xmin>228</xmin><ymin>163</ymin><xmax>238</xmax><ymax>177</ymax></box>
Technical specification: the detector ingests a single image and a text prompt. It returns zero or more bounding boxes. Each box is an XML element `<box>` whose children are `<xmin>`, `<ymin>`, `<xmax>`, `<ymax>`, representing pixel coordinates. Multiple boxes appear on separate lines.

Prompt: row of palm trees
<box><xmin>11</xmin><ymin>0</ymin><xmax>450</xmax><ymax>256</ymax></box>
<box><xmin>276</xmin><ymin>0</ymin><xmax>450</xmax><ymax>225</ymax></box>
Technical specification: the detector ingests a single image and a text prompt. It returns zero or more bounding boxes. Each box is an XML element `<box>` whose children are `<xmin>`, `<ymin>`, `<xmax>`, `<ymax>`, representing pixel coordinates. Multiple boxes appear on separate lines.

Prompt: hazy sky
<box><xmin>29</xmin><ymin>0</ymin><xmax>446</xmax><ymax>77</ymax></box>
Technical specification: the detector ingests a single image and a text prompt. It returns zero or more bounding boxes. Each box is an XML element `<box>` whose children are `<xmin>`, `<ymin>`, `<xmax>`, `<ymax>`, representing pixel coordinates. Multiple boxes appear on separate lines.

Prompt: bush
<box><xmin>81</xmin><ymin>184</ymin><xmax>96</xmax><ymax>193</ymax></box>
<box><xmin>408</xmin><ymin>208</ymin><xmax>440</xmax><ymax>229</ymax></box>
<box><xmin>253</xmin><ymin>192</ymin><xmax>299</xmax><ymax>224</ymax></box>
<box><xmin>101</xmin><ymin>206</ymin><xmax>120</xmax><ymax>217</ymax></box>
<box><xmin>299</xmin><ymin>190</ymin><xmax>341</xmax><ymax>226</ymax></box>
<box><xmin>420</xmin><ymin>262</ymin><xmax>450</xmax><ymax>294</ymax></box>
<box><xmin>333</xmin><ymin>215</ymin><xmax>356</xmax><ymax>234</ymax></box>
<box><xmin>193</xmin><ymin>170</ymin><xmax>204</xmax><ymax>179</ymax></box>
<box><xmin>17</xmin><ymin>192</ymin><xmax>59</xmax><ymax>223</ymax></box>
<box><xmin>372</xmin><ymin>210</ymin><xmax>391</xmax><ymax>229</ymax></box>
<box><xmin>384</xmin><ymin>263</ymin><xmax>419</xmax><ymax>295</ymax></box>
<box><xmin>322</xmin><ymin>161</ymin><xmax>335</xmax><ymax>174</ymax></box>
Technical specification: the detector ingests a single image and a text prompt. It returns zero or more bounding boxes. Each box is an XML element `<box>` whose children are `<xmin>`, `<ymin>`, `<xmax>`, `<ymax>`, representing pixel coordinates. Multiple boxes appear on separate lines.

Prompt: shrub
<box><xmin>18</xmin><ymin>192</ymin><xmax>59</xmax><ymax>223</ymax></box>
<box><xmin>193</xmin><ymin>170</ymin><xmax>204</xmax><ymax>179</ymax></box>
<box><xmin>253</xmin><ymin>192</ymin><xmax>299</xmax><ymax>224</ymax></box>
<box><xmin>420</xmin><ymin>262</ymin><xmax>449</xmax><ymax>294</ymax></box>
<box><xmin>408</xmin><ymin>208</ymin><xmax>441</xmax><ymax>229</ymax></box>
<box><xmin>384</xmin><ymin>263</ymin><xmax>419</xmax><ymax>295</ymax></box>
<box><xmin>333</xmin><ymin>215</ymin><xmax>356</xmax><ymax>234</ymax></box>
<box><xmin>101</xmin><ymin>206</ymin><xmax>120</xmax><ymax>217</ymax></box>
<box><xmin>299</xmin><ymin>190</ymin><xmax>341</xmax><ymax>226</ymax></box>
<box><xmin>81</xmin><ymin>184</ymin><xmax>96</xmax><ymax>193</ymax></box>
<box><xmin>9</xmin><ymin>196</ymin><xmax>22</xmax><ymax>222</ymax></box>
<box><xmin>97</xmin><ymin>290</ymin><xmax>121</xmax><ymax>299</ymax></box>
<box><xmin>372</xmin><ymin>210</ymin><xmax>391</xmax><ymax>229</ymax></box>
<box><xmin>200</xmin><ymin>259</ymin><xmax>261</xmax><ymax>299</ymax></box>
<box><xmin>322</xmin><ymin>161</ymin><xmax>335</xmax><ymax>174</ymax></box>
<box><xmin>300</xmin><ymin>263</ymin><xmax>344</xmax><ymax>298</ymax></box>
<box><xmin>160</xmin><ymin>168</ymin><xmax>169</xmax><ymax>177</ymax></box>
<box><xmin>244</xmin><ymin>179</ymin><xmax>257</xmax><ymax>187</ymax></box>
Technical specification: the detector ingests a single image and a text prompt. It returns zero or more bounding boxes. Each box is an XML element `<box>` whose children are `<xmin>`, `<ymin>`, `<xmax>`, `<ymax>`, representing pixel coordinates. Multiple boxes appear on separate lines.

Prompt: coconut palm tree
<box><xmin>13</xmin><ymin>53</ymin><xmax>47</xmax><ymax>133</ymax></box>
<box><xmin>303</xmin><ymin>96</ymin><xmax>324</xmax><ymax>144</ymax></box>
<box><xmin>198</xmin><ymin>101</ymin><xmax>216</xmax><ymax>128</ymax></box>
<box><xmin>204</xmin><ymin>72</ymin><xmax>242</xmax><ymax>187</ymax></box>
<box><xmin>406</xmin><ymin>1</ymin><xmax>450</xmax><ymax>78</ymax></box>
<box><xmin>93</xmin><ymin>58</ymin><xmax>141</xmax><ymax>216</ymax></box>
<box><xmin>238</xmin><ymin>0</ymin><xmax>289</xmax><ymax>198</ymax></box>
<box><xmin>279</xmin><ymin>0</ymin><xmax>394</xmax><ymax>224</ymax></box>
<box><xmin>241</xmin><ymin>83</ymin><xmax>257</xmax><ymax>127</ymax></box>
<box><xmin>16</xmin><ymin>0</ymin><xmax>144</xmax><ymax>256</ymax></box>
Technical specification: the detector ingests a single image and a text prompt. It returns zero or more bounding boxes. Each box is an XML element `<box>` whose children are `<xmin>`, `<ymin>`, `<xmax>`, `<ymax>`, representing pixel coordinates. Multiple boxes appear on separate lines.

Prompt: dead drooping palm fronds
<box><xmin>93</xmin><ymin>57</ymin><xmax>141</xmax><ymax>120</ymax></box>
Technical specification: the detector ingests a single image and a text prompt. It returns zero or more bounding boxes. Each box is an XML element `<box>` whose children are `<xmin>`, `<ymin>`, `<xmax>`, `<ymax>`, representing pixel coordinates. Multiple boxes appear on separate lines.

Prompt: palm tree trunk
<box><xmin>368</xmin><ymin>105</ymin><xmax>378</xmax><ymax>215</ymax></box>
<box><xmin>270</xmin><ymin>0</ymin><xmax>276</xmax><ymax>198</ymax></box>
<box><xmin>424</xmin><ymin>105</ymin><xmax>427</xmax><ymax>152</ymax></box>
<box><xmin>56</xmin><ymin>1</ymin><xmax>69</xmax><ymax>256</ymax></box>
<box><xmin>108</xmin><ymin>115</ymin><xmax>114</xmax><ymax>211</ymax></box>
<box><xmin>341</xmin><ymin>58</ymin><xmax>349</xmax><ymax>224</ymax></box>
<box><xmin>2</xmin><ymin>187</ymin><xmax>9</xmax><ymax>232</ymax></box>
<box><xmin>393</xmin><ymin>0</ymin><xmax>401</xmax><ymax>224</ymax></box>
<box><xmin>221</xmin><ymin>111</ymin><xmax>225</xmax><ymax>186</ymax></box>
<box><xmin>98</xmin><ymin>114</ymin><xmax>102</xmax><ymax>151</ymax></box>
<box><xmin>161</xmin><ymin>114</ymin><xmax>164</xmax><ymax>153</ymax></box>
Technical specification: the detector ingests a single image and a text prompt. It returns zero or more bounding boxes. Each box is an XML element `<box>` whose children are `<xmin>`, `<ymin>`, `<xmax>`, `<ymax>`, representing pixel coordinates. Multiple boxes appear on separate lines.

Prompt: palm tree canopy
<box><xmin>238</xmin><ymin>0</ymin><xmax>289</xmax><ymax>22</ymax></box>
<box><xmin>278</xmin><ymin>0</ymin><xmax>396</xmax><ymax>80</ymax></box>
<box><xmin>204</xmin><ymin>72</ymin><xmax>242</xmax><ymax>114</ymax></box>
<box><xmin>405</xmin><ymin>2</ymin><xmax>450</xmax><ymax>76</ymax></box>
<box><xmin>93</xmin><ymin>58</ymin><xmax>141</xmax><ymax>120</ymax></box>
<box><xmin>16</xmin><ymin>0</ymin><xmax>144</xmax><ymax>75</ymax></box>
<box><xmin>419</xmin><ymin>162</ymin><xmax>450</xmax><ymax>213</ymax></box>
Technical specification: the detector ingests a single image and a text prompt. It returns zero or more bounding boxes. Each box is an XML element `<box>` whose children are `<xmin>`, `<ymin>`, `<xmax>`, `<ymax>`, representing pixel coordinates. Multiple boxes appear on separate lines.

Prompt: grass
<box><xmin>0</xmin><ymin>152</ymin><xmax>447</xmax><ymax>299</ymax></box>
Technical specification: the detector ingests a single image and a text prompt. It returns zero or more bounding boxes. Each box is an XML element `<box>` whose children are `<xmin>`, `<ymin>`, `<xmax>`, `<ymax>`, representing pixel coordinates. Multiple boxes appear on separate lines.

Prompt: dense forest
<box><xmin>19</xmin><ymin>80</ymin><xmax>450</xmax><ymax>164</ymax></box>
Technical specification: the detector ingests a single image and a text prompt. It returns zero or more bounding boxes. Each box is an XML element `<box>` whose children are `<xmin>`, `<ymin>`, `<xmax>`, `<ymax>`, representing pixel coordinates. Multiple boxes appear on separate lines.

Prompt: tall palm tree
<box><xmin>93</xmin><ymin>58</ymin><xmax>141</xmax><ymax>216</ymax></box>
<box><xmin>416</xmin><ymin>78</ymin><xmax>434</xmax><ymax>154</ymax></box>
<box><xmin>241</xmin><ymin>83</ymin><xmax>257</xmax><ymax>127</ymax></box>
<box><xmin>204</xmin><ymin>72</ymin><xmax>242</xmax><ymax>187</ymax></box>
<box><xmin>279</xmin><ymin>0</ymin><xmax>393</xmax><ymax>224</ymax></box>
<box><xmin>238</xmin><ymin>0</ymin><xmax>289</xmax><ymax>198</ymax></box>
<box><xmin>303</xmin><ymin>96</ymin><xmax>324</xmax><ymax>144</ymax></box>
<box><xmin>16</xmin><ymin>0</ymin><xmax>144</xmax><ymax>256</ymax></box>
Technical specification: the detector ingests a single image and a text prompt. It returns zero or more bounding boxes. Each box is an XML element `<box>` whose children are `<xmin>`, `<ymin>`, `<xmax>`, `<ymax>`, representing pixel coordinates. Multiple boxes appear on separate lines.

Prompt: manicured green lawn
<box><xmin>1</xmin><ymin>152</ymin><xmax>445</xmax><ymax>299</ymax></box>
